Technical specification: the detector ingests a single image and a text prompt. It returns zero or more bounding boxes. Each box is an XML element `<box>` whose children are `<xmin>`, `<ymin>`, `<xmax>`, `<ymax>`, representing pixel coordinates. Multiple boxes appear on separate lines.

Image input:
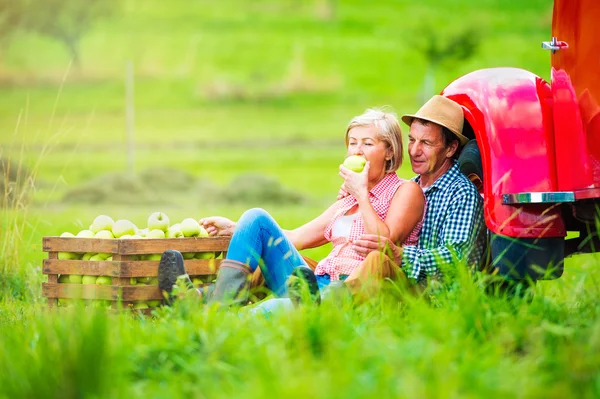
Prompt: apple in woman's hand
<box><xmin>343</xmin><ymin>155</ymin><xmax>366</xmax><ymax>172</ymax></box>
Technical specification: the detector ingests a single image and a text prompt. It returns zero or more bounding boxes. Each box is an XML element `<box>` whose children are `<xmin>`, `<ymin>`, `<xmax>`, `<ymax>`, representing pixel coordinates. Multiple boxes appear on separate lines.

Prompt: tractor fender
<box><xmin>442</xmin><ymin>67</ymin><xmax>566</xmax><ymax>239</ymax></box>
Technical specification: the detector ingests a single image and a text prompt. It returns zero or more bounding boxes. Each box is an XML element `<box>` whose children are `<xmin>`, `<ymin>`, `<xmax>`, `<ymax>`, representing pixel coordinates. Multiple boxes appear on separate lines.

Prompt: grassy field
<box><xmin>3</xmin><ymin>0</ymin><xmax>600</xmax><ymax>397</ymax></box>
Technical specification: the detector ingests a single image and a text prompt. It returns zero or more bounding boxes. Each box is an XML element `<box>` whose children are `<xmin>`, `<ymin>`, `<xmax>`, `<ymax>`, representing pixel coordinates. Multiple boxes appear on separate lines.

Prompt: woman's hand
<box><xmin>339</xmin><ymin>161</ymin><xmax>370</xmax><ymax>200</ymax></box>
<box><xmin>351</xmin><ymin>234</ymin><xmax>403</xmax><ymax>265</ymax></box>
<box><xmin>199</xmin><ymin>216</ymin><xmax>236</xmax><ymax>236</ymax></box>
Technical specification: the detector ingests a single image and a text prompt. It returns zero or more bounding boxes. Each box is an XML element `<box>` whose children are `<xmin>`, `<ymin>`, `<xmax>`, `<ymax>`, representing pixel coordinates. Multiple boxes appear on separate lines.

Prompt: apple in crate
<box><xmin>112</xmin><ymin>219</ymin><xmax>137</xmax><ymax>238</ymax></box>
<box><xmin>82</xmin><ymin>275</ymin><xmax>97</xmax><ymax>285</ymax></box>
<box><xmin>96</xmin><ymin>276</ymin><xmax>112</xmax><ymax>286</ymax></box>
<box><xmin>90</xmin><ymin>215</ymin><xmax>114</xmax><ymax>234</ymax></box>
<box><xmin>95</xmin><ymin>230</ymin><xmax>115</xmax><ymax>239</ymax></box>
<box><xmin>146</xmin><ymin>229</ymin><xmax>166</xmax><ymax>239</ymax></box>
<box><xmin>77</xmin><ymin>229</ymin><xmax>95</xmax><ymax>238</ymax></box>
<box><xmin>148</xmin><ymin>212</ymin><xmax>170</xmax><ymax>232</ymax></box>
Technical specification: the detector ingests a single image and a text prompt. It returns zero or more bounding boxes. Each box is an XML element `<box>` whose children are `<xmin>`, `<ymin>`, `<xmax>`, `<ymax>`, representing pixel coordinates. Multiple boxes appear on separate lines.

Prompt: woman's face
<box><xmin>346</xmin><ymin>125</ymin><xmax>392</xmax><ymax>181</ymax></box>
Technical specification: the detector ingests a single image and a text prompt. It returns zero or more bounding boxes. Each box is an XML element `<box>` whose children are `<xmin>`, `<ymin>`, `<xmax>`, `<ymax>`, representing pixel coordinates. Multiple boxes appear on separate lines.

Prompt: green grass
<box><xmin>4</xmin><ymin>0</ymin><xmax>600</xmax><ymax>397</ymax></box>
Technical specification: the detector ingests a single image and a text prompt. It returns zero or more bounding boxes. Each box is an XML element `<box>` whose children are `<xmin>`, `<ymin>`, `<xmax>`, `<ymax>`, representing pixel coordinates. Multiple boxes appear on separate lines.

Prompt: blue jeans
<box><xmin>226</xmin><ymin>208</ymin><xmax>308</xmax><ymax>296</ymax></box>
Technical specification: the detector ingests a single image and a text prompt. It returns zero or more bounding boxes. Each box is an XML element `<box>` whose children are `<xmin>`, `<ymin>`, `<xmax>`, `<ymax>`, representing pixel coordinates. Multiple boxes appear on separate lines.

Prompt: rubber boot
<box><xmin>286</xmin><ymin>266</ymin><xmax>321</xmax><ymax>306</ymax></box>
<box><xmin>207</xmin><ymin>260</ymin><xmax>253</xmax><ymax>306</ymax></box>
<box><xmin>157</xmin><ymin>250</ymin><xmax>196</xmax><ymax>305</ymax></box>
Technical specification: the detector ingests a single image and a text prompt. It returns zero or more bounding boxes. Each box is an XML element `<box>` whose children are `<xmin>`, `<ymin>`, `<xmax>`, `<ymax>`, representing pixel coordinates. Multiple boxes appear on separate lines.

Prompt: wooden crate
<box><xmin>42</xmin><ymin>236</ymin><xmax>231</xmax><ymax>313</ymax></box>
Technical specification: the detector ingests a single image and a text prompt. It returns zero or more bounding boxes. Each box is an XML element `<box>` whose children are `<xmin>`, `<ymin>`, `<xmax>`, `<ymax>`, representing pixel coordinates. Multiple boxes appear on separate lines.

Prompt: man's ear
<box><xmin>446</xmin><ymin>140</ymin><xmax>459</xmax><ymax>159</ymax></box>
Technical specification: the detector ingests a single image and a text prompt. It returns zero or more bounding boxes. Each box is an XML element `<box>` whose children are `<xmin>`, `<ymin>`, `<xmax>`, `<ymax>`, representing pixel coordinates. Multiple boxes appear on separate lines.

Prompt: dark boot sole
<box><xmin>287</xmin><ymin>266</ymin><xmax>321</xmax><ymax>306</ymax></box>
<box><xmin>158</xmin><ymin>250</ymin><xmax>189</xmax><ymax>297</ymax></box>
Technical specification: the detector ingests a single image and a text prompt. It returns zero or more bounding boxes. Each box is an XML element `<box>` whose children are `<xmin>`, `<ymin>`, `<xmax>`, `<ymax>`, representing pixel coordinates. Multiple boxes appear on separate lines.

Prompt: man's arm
<box><xmin>402</xmin><ymin>192</ymin><xmax>483</xmax><ymax>280</ymax></box>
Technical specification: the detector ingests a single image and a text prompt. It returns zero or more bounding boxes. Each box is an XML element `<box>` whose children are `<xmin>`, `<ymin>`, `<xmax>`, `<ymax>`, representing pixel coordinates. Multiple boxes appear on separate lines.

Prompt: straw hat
<box><xmin>401</xmin><ymin>95</ymin><xmax>468</xmax><ymax>146</ymax></box>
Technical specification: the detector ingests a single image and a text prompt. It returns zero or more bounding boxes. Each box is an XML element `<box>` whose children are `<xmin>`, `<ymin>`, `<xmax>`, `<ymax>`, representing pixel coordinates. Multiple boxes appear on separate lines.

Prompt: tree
<box><xmin>22</xmin><ymin>0</ymin><xmax>113</xmax><ymax>68</ymax></box>
<box><xmin>0</xmin><ymin>0</ymin><xmax>25</xmax><ymax>63</ymax></box>
<box><xmin>415</xmin><ymin>26</ymin><xmax>482</xmax><ymax>103</ymax></box>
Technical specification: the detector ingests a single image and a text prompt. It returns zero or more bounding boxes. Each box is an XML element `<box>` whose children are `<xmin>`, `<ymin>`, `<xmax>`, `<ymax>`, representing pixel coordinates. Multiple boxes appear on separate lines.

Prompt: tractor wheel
<box><xmin>458</xmin><ymin>139</ymin><xmax>483</xmax><ymax>192</ymax></box>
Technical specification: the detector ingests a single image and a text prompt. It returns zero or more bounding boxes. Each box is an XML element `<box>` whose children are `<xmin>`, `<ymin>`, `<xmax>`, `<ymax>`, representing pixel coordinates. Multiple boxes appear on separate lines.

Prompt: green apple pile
<box><xmin>58</xmin><ymin>212</ymin><xmax>218</xmax><ymax>262</ymax></box>
<box><xmin>56</xmin><ymin>212</ymin><xmax>220</xmax><ymax>308</ymax></box>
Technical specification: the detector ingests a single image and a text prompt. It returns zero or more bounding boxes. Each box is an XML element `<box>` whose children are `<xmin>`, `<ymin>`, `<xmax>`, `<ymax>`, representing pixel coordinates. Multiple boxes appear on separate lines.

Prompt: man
<box><xmin>342</xmin><ymin>95</ymin><xmax>485</xmax><ymax>298</ymax></box>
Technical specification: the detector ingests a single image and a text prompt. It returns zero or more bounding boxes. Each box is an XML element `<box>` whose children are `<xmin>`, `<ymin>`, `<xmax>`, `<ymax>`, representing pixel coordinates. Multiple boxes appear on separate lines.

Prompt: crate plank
<box><xmin>43</xmin><ymin>259</ymin><xmax>121</xmax><ymax>276</ymax></box>
<box><xmin>44</xmin><ymin>237</ymin><xmax>119</xmax><ymax>253</ymax></box>
<box><xmin>122</xmin><ymin>285</ymin><xmax>163</xmax><ymax>301</ymax></box>
<box><xmin>42</xmin><ymin>283</ymin><xmax>119</xmax><ymax>301</ymax></box>
<box><xmin>118</xmin><ymin>237</ymin><xmax>229</xmax><ymax>254</ymax></box>
<box><xmin>118</xmin><ymin>259</ymin><xmax>220</xmax><ymax>277</ymax></box>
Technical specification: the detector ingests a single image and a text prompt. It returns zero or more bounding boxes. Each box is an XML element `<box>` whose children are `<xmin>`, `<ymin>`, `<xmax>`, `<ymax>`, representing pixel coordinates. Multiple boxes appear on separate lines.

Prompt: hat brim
<box><xmin>401</xmin><ymin>114</ymin><xmax>469</xmax><ymax>146</ymax></box>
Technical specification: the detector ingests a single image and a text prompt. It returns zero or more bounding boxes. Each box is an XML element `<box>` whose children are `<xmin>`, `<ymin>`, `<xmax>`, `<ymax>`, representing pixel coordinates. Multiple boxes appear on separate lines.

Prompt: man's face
<box><xmin>407</xmin><ymin>121</ymin><xmax>456</xmax><ymax>179</ymax></box>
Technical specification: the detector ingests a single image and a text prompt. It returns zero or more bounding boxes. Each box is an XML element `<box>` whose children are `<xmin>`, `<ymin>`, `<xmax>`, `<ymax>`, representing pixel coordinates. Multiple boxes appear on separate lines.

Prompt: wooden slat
<box><xmin>117</xmin><ymin>259</ymin><xmax>220</xmax><ymax>277</ymax></box>
<box><xmin>42</xmin><ymin>282</ymin><xmax>120</xmax><ymax>301</ymax></box>
<box><xmin>47</xmin><ymin>252</ymin><xmax>58</xmax><ymax>308</ymax></box>
<box><xmin>121</xmin><ymin>285</ymin><xmax>163</xmax><ymax>301</ymax></box>
<box><xmin>43</xmin><ymin>236</ymin><xmax>120</xmax><ymax>253</ymax></box>
<box><xmin>118</xmin><ymin>237</ymin><xmax>230</xmax><ymax>254</ymax></box>
<box><xmin>43</xmin><ymin>259</ymin><xmax>121</xmax><ymax>276</ymax></box>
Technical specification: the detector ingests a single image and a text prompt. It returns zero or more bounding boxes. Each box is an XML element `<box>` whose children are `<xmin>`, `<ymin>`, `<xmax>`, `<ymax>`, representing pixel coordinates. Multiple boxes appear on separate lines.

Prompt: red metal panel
<box><xmin>443</xmin><ymin>68</ymin><xmax>565</xmax><ymax>238</ymax></box>
<box><xmin>552</xmin><ymin>0</ymin><xmax>600</xmax><ymax>187</ymax></box>
<box><xmin>551</xmin><ymin>68</ymin><xmax>593</xmax><ymax>190</ymax></box>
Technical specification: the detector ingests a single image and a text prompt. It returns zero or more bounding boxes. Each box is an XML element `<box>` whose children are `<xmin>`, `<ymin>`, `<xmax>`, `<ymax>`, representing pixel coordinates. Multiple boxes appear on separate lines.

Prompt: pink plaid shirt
<box><xmin>314</xmin><ymin>172</ymin><xmax>422</xmax><ymax>281</ymax></box>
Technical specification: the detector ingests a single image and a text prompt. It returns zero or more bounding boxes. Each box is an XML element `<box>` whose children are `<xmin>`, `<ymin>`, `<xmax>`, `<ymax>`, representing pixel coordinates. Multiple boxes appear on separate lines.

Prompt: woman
<box><xmin>158</xmin><ymin>108</ymin><xmax>425</xmax><ymax>305</ymax></box>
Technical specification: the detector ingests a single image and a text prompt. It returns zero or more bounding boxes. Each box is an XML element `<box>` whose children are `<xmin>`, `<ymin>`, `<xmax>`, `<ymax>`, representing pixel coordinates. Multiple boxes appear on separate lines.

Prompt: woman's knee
<box><xmin>237</xmin><ymin>208</ymin><xmax>273</xmax><ymax>229</ymax></box>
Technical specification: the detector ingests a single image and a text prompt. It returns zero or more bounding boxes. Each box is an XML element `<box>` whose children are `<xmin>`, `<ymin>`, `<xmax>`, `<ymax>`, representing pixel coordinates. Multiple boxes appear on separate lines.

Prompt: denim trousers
<box><xmin>226</xmin><ymin>208</ymin><xmax>308</xmax><ymax>296</ymax></box>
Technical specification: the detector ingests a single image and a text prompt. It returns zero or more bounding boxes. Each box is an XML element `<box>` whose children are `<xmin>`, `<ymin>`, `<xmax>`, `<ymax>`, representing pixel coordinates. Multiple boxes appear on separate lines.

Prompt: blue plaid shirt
<box><xmin>402</xmin><ymin>162</ymin><xmax>485</xmax><ymax>281</ymax></box>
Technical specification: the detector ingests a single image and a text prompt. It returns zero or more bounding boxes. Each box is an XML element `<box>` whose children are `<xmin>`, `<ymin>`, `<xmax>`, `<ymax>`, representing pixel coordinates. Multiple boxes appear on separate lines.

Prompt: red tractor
<box><xmin>445</xmin><ymin>0</ymin><xmax>600</xmax><ymax>282</ymax></box>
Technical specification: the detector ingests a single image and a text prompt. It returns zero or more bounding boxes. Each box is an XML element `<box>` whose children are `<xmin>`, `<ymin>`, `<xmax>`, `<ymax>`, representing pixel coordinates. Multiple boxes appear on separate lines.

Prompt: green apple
<box><xmin>96</xmin><ymin>276</ymin><xmax>112</xmax><ymax>286</ymax></box>
<box><xmin>76</xmin><ymin>229</ymin><xmax>95</xmax><ymax>238</ymax></box>
<box><xmin>57</xmin><ymin>298</ymin><xmax>73</xmax><ymax>307</ymax></box>
<box><xmin>180</xmin><ymin>218</ymin><xmax>201</xmax><ymax>237</ymax></box>
<box><xmin>148</xmin><ymin>277</ymin><xmax>158</xmax><ymax>285</ymax></box>
<box><xmin>182</xmin><ymin>252</ymin><xmax>195</xmax><ymax>259</ymax></box>
<box><xmin>199</xmin><ymin>226</ymin><xmax>209</xmax><ymax>237</ymax></box>
<box><xmin>60</xmin><ymin>232</ymin><xmax>75</xmax><ymax>238</ymax></box>
<box><xmin>147</xmin><ymin>300</ymin><xmax>161</xmax><ymax>308</ymax></box>
<box><xmin>138</xmin><ymin>277</ymin><xmax>152</xmax><ymax>284</ymax></box>
<box><xmin>82</xmin><ymin>275</ymin><xmax>97</xmax><ymax>285</ymax></box>
<box><xmin>137</xmin><ymin>228</ymin><xmax>148</xmax><ymax>238</ymax></box>
<box><xmin>58</xmin><ymin>251</ymin><xmax>80</xmax><ymax>260</ymax></box>
<box><xmin>58</xmin><ymin>274</ymin><xmax>70</xmax><ymax>283</ymax></box>
<box><xmin>147</xmin><ymin>212</ymin><xmax>170</xmax><ymax>232</ymax></box>
<box><xmin>146</xmin><ymin>229</ymin><xmax>166</xmax><ymax>239</ymax></box>
<box><xmin>146</xmin><ymin>254</ymin><xmax>162</xmax><ymax>261</ymax></box>
<box><xmin>93</xmin><ymin>300</ymin><xmax>112</xmax><ymax>309</ymax></box>
<box><xmin>90</xmin><ymin>215</ymin><xmax>114</xmax><ymax>234</ymax></box>
<box><xmin>68</xmin><ymin>275</ymin><xmax>83</xmax><ymax>284</ymax></box>
<box><xmin>166</xmin><ymin>224</ymin><xmax>184</xmax><ymax>238</ymax></box>
<box><xmin>112</xmin><ymin>219</ymin><xmax>137</xmax><ymax>238</ymax></box>
<box><xmin>192</xmin><ymin>277</ymin><xmax>203</xmax><ymax>286</ymax></box>
<box><xmin>94</xmin><ymin>230</ymin><xmax>115</xmax><ymax>239</ymax></box>
<box><xmin>130</xmin><ymin>278</ymin><xmax>137</xmax><ymax>285</ymax></box>
<box><xmin>81</xmin><ymin>253</ymin><xmax>95</xmax><ymax>260</ymax></box>
<box><xmin>343</xmin><ymin>155</ymin><xmax>367</xmax><ymax>172</ymax></box>
<box><xmin>89</xmin><ymin>254</ymin><xmax>105</xmax><ymax>261</ymax></box>
<box><xmin>133</xmin><ymin>302</ymin><xmax>149</xmax><ymax>309</ymax></box>
<box><xmin>195</xmin><ymin>252</ymin><xmax>215</xmax><ymax>259</ymax></box>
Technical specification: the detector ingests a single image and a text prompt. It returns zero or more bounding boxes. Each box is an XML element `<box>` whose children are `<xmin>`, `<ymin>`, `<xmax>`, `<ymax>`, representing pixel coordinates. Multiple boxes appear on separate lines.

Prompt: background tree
<box><xmin>415</xmin><ymin>26</ymin><xmax>482</xmax><ymax>102</ymax></box>
<box><xmin>0</xmin><ymin>0</ymin><xmax>25</xmax><ymax>64</ymax></box>
<box><xmin>21</xmin><ymin>0</ymin><xmax>113</xmax><ymax>68</ymax></box>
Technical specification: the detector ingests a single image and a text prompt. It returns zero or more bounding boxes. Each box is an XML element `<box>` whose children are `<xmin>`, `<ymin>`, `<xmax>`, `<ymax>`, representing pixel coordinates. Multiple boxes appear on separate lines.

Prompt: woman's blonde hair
<box><xmin>345</xmin><ymin>107</ymin><xmax>403</xmax><ymax>173</ymax></box>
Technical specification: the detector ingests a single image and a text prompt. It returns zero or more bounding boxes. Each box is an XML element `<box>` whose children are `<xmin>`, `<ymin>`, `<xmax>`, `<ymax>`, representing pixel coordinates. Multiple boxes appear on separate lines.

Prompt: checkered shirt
<box><xmin>402</xmin><ymin>162</ymin><xmax>485</xmax><ymax>281</ymax></box>
<box><xmin>315</xmin><ymin>172</ymin><xmax>423</xmax><ymax>281</ymax></box>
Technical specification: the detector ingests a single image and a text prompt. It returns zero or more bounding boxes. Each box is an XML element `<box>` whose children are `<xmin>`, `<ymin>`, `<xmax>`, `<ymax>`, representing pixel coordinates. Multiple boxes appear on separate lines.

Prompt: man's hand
<box><xmin>199</xmin><ymin>216</ymin><xmax>236</xmax><ymax>236</ymax></box>
<box><xmin>351</xmin><ymin>234</ymin><xmax>403</xmax><ymax>265</ymax></box>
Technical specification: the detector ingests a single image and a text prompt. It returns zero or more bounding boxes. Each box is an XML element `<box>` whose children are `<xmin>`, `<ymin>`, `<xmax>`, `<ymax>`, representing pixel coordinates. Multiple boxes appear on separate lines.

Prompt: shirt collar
<box><xmin>412</xmin><ymin>161</ymin><xmax>460</xmax><ymax>193</ymax></box>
